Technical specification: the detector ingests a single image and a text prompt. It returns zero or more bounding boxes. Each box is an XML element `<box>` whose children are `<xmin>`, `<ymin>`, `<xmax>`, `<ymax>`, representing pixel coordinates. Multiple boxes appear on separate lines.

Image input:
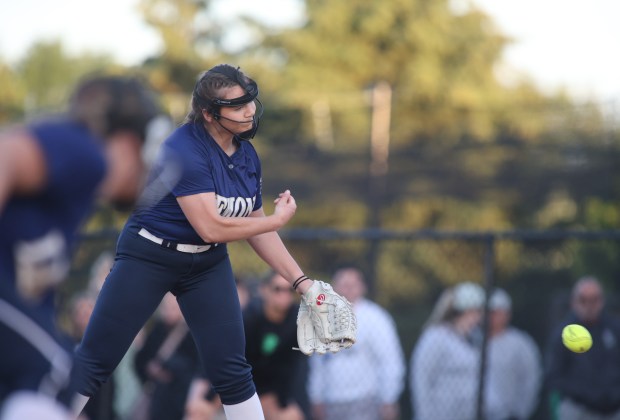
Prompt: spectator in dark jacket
<box><xmin>243</xmin><ymin>271</ymin><xmax>310</xmax><ymax>419</ymax></box>
<box><xmin>545</xmin><ymin>276</ymin><xmax>620</xmax><ymax>419</ymax></box>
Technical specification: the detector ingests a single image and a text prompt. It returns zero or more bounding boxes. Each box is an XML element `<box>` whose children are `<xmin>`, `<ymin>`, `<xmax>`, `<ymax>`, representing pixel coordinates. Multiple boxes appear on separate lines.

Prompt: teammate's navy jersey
<box><xmin>134</xmin><ymin>121</ymin><xmax>263</xmax><ymax>244</ymax></box>
<box><xmin>0</xmin><ymin>119</ymin><xmax>107</xmax><ymax>300</ymax></box>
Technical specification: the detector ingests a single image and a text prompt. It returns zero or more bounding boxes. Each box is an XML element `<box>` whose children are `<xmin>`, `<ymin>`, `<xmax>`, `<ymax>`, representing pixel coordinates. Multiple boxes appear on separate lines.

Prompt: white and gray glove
<box><xmin>295</xmin><ymin>280</ymin><xmax>357</xmax><ymax>355</ymax></box>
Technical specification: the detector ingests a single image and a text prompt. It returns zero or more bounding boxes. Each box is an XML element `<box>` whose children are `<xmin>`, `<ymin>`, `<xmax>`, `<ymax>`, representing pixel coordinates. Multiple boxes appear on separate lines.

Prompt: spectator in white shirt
<box><xmin>411</xmin><ymin>281</ymin><xmax>485</xmax><ymax>420</ymax></box>
<box><xmin>308</xmin><ymin>266</ymin><xmax>405</xmax><ymax>420</ymax></box>
<box><xmin>485</xmin><ymin>288</ymin><xmax>542</xmax><ymax>420</ymax></box>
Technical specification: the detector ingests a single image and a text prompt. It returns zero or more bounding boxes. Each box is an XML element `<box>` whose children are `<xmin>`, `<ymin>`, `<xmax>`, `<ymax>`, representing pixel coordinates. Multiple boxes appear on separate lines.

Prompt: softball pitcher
<box><xmin>72</xmin><ymin>65</ymin><xmax>356</xmax><ymax>420</ymax></box>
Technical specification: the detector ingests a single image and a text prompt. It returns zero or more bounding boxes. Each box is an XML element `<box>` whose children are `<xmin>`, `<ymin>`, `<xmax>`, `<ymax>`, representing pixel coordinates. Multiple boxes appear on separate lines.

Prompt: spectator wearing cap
<box><xmin>484</xmin><ymin>289</ymin><xmax>542</xmax><ymax>420</ymax></box>
<box><xmin>410</xmin><ymin>282</ymin><xmax>485</xmax><ymax>420</ymax></box>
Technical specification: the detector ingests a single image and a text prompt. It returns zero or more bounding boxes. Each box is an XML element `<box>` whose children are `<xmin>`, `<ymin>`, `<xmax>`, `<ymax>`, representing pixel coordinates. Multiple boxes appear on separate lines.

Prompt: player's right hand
<box><xmin>273</xmin><ymin>189</ymin><xmax>297</xmax><ymax>225</ymax></box>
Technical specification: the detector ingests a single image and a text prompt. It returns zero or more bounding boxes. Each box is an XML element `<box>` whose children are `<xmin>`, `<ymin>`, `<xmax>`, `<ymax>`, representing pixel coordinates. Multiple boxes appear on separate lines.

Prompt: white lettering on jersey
<box><xmin>216</xmin><ymin>194</ymin><xmax>256</xmax><ymax>217</ymax></box>
<box><xmin>14</xmin><ymin>230</ymin><xmax>70</xmax><ymax>302</ymax></box>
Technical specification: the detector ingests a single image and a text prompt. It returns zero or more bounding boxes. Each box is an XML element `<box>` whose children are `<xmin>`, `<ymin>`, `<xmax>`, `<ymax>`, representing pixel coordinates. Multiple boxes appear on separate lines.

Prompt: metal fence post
<box><xmin>476</xmin><ymin>234</ymin><xmax>496</xmax><ymax>420</ymax></box>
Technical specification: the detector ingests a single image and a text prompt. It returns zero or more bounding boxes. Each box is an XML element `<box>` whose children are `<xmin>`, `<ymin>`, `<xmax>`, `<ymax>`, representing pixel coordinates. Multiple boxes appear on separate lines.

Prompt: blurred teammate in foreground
<box><xmin>0</xmin><ymin>74</ymin><xmax>169</xmax><ymax>419</ymax></box>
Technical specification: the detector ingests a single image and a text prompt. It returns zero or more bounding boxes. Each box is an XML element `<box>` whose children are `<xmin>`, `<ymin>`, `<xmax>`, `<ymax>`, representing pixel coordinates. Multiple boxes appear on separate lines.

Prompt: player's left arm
<box><xmin>248</xmin><ymin>208</ymin><xmax>356</xmax><ymax>352</ymax></box>
<box><xmin>246</xmin><ymin>207</ymin><xmax>311</xmax><ymax>294</ymax></box>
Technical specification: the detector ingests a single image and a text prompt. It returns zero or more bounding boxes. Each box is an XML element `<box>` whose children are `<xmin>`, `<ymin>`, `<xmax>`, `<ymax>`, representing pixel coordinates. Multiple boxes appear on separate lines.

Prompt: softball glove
<box><xmin>295</xmin><ymin>280</ymin><xmax>356</xmax><ymax>355</ymax></box>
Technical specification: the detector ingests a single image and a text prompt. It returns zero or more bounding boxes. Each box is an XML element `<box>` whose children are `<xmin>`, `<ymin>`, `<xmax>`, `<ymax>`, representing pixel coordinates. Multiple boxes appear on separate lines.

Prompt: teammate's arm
<box><xmin>0</xmin><ymin>128</ymin><xmax>47</xmax><ymax>213</ymax></box>
<box><xmin>177</xmin><ymin>189</ymin><xmax>297</xmax><ymax>245</ymax></box>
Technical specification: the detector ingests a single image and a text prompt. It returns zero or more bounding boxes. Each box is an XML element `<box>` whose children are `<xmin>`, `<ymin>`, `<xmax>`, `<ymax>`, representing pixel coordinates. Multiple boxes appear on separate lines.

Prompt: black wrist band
<box><xmin>293</xmin><ymin>275</ymin><xmax>309</xmax><ymax>290</ymax></box>
<box><xmin>294</xmin><ymin>277</ymin><xmax>310</xmax><ymax>290</ymax></box>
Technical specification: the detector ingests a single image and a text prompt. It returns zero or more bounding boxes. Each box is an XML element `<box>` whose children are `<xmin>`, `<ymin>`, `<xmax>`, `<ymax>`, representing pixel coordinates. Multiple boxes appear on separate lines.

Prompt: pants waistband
<box><xmin>138</xmin><ymin>228</ymin><xmax>213</xmax><ymax>253</ymax></box>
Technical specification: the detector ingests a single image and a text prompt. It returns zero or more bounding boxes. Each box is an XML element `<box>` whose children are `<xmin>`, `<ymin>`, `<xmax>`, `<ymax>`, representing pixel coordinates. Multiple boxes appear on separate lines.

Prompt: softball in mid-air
<box><xmin>562</xmin><ymin>324</ymin><xmax>592</xmax><ymax>353</ymax></box>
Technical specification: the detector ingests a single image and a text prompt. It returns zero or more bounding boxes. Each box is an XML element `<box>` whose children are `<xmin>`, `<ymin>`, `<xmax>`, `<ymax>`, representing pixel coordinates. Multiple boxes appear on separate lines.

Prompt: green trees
<box><xmin>0</xmin><ymin>41</ymin><xmax>115</xmax><ymax>120</ymax></box>
<box><xmin>1</xmin><ymin>0</ymin><xmax>617</xmax><ymax>304</ymax></box>
<box><xmin>254</xmin><ymin>0</ymin><xmax>562</xmax><ymax>146</ymax></box>
<box><xmin>0</xmin><ymin>62</ymin><xmax>24</xmax><ymax>123</ymax></box>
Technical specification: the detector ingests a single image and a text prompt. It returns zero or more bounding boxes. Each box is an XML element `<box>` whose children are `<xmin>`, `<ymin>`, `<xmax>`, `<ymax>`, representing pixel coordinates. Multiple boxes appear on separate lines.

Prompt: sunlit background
<box><xmin>2</xmin><ymin>0</ymin><xmax>619</xmax><ymax>100</ymax></box>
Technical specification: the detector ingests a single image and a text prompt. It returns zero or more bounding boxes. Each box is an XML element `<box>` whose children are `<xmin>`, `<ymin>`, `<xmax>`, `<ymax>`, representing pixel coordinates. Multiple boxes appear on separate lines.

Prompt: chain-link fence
<box><xmin>63</xmin><ymin>228</ymin><xmax>620</xmax><ymax>420</ymax></box>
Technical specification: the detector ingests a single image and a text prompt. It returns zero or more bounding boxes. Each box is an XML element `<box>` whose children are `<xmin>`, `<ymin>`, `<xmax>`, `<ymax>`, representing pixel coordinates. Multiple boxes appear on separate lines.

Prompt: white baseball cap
<box><xmin>489</xmin><ymin>288</ymin><xmax>512</xmax><ymax>311</ymax></box>
<box><xmin>452</xmin><ymin>282</ymin><xmax>485</xmax><ymax>311</ymax></box>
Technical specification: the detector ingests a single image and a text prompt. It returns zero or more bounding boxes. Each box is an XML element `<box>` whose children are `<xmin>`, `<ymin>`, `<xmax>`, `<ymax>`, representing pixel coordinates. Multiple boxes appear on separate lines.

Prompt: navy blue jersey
<box><xmin>134</xmin><ymin>122</ymin><xmax>263</xmax><ymax>244</ymax></box>
<box><xmin>0</xmin><ymin>119</ymin><xmax>107</xmax><ymax>302</ymax></box>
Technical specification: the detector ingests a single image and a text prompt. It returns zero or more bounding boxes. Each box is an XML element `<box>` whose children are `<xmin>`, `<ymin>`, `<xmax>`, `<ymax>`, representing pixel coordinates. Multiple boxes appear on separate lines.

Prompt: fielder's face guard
<box><xmin>193</xmin><ymin>65</ymin><xmax>263</xmax><ymax>140</ymax></box>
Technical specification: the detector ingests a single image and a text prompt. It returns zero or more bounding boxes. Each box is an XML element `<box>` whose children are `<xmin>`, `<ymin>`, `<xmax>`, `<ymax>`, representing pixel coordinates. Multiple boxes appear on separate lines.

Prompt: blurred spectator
<box><xmin>485</xmin><ymin>288</ymin><xmax>542</xmax><ymax>420</ymax></box>
<box><xmin>410</xmin><ymin>281</ymin><xmax>485</xmax><ymax>420</ymax></box>
<box><xmin>114</xmin><ymin>332</ymin><xmax>145</xmax><ymax>420</ymax></box>
<box><xmin>243</xmin><ymin>271</ymin><xmax>309</xmax><ymax>419</ymax></box>
<box><xmin>133</xmin><ymin>293</ymin><xmax>200</xmax><ymax>420</ymax></box>
<box><xmin>183</xmin><ymin>378</ymin><xmax>223</xmax><ymax>420</ymax></box>
<box><xmin>183</xmin><ymin>276</ymin><xmax>254</xmax><ymax>420</ymax></box>
<box><xmin>87</xmin><ymin>251</ymin><xmax>115</xmax><ymax>295</ymax></box>
<box><xmin>236</xmin><ymin>276</ymin><xmax>251</xmax><ymax>310</ymax></box>
<box><xmin>309</xmin><ymin>266</ymin><xmax>405</xmax><ymax>420</ymax></box>
<box><xmin>545</xmin><ymin>276</ymin><xmax>620</xmax><ymax>420</ymax></box>
<box><xmin>67</xmin><ymin>292</ymin><xmax>118</xmax><ymax>420</ymax></box>
<box><xmin>84</xmin><ymin>250</ymin><xmax>144</xmax><ymax>420</ymax></box>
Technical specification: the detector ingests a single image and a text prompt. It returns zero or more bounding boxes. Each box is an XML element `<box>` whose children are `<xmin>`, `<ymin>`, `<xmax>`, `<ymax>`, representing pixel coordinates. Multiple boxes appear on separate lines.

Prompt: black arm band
<box><xmin>293</xmin><ymin>275</ymin><xmax>310</xmax><ymax>290</ymax></box>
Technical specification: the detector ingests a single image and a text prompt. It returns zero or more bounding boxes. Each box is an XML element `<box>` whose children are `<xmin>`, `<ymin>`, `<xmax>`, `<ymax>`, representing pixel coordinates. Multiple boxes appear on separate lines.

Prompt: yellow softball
<box><xmin>562</xmin><ymin>324</ymin><xmax>592</xmax><ymax>353</ymax></box>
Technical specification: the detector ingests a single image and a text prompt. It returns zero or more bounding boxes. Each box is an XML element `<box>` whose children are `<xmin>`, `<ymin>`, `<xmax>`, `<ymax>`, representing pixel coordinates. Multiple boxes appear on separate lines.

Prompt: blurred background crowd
<box><xmin>59</xmin><ymin>247</ymin><xmax>620</xmax><ymax>420</ymax></box>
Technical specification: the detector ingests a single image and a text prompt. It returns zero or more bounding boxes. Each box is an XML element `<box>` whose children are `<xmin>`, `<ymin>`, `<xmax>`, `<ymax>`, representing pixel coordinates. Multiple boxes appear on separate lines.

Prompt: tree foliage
<box><xmin>251</xmin><ymin>0</ymin><xmax>575</xmax><ymax>147</ymax></box>
<box><xmin>0</xmin><ymin>62</ymin><xmax>25</xmax><ymax>123</ymax></box>
<box><xmin>1</xmin><ymin>0</ymin><xmax>618</xmax><ymax>308</ymax></box>
<box><xmin>18</xmin><ymin>41</ymin><xmax>115</xmax><ymax>114</ymax></box>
